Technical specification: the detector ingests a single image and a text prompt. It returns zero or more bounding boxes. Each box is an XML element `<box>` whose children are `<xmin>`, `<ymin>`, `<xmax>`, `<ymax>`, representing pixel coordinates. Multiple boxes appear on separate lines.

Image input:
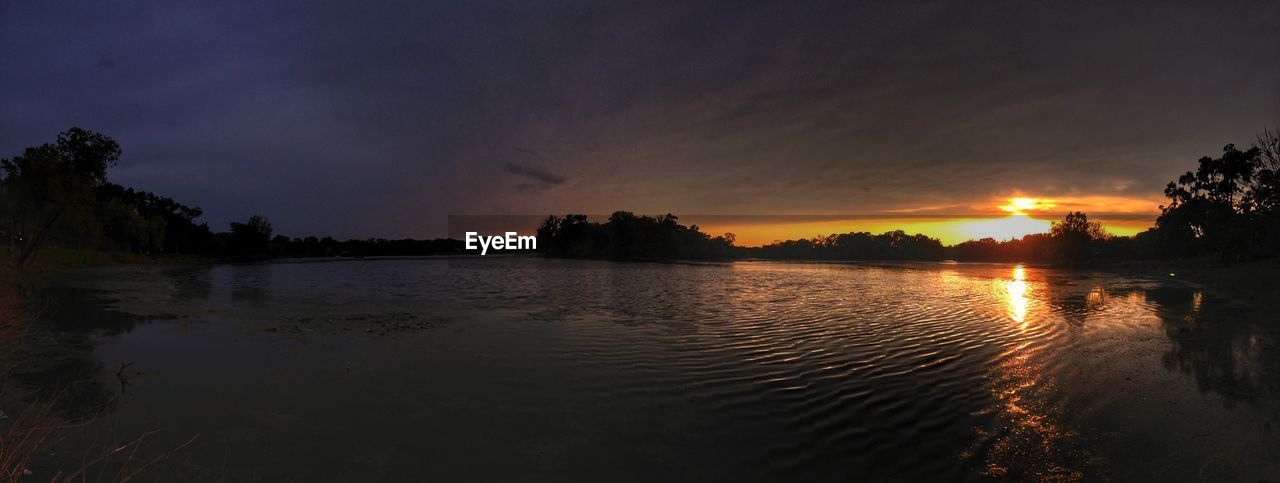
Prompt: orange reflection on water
<box><xmin>1006</xmin><ymin>265</ymin><xmax>1029</xmax><ymax>327</ymax></box>
<box><xmin>973</xmin><ymin>264</ymin><xmax>1082</xmax><ymax>479</ymax></box>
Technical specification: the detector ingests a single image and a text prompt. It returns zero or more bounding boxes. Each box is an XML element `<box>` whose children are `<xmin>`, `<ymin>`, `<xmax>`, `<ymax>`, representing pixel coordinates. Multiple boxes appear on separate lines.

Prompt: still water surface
<box><xmin>22</xmin><ymin>259</ymin><xmax>1280</xmax><ymax>480</ymax></box>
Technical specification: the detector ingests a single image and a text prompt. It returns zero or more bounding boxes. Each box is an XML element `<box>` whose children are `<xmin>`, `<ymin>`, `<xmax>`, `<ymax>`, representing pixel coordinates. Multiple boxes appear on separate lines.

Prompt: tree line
<box><xmin>4</xmin><ymin>126</ymin><xmax>1278</xmax><ymax>266</ymax></box>
<box><xmin>0</xmin><ymin>128</ymin><xmax>461</xmax><ymax>267</ymax></box>
<box><xmin>536</xmin><ymin>212</ymin><xmax>737</xmax><ymax>260</ymax></box>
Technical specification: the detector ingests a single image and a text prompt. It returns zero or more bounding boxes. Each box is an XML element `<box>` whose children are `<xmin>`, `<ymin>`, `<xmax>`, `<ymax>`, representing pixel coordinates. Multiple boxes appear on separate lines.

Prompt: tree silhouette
<box><xmin>1156</xmin><ymin>144</ymin><xmax>1278</xmax><ymax>261</ymax></box>
<box><xmin>1048</xmin><ymin>212</ymin><xmax>1105</xmax><ymax>264</ymax></box>
<box><xmin>0</xmin><ymin>128</ymin><xmax>120</xmax><ymax>266</ymax></box>
<box><xmin>1258</xmin><ymin>126</ymin><xmax>1280</xmax><ymax>170</ymax></box>
<box><xmin>228</xmin><ymin>215</ymin><xmax>273</xmax><ymax>260</ymax></box>
<box><xmin>756</xmin><ymin>230</ymin><xmax>945</xmax><ymax>261</ymax></box>
<box><xmin>537</xmin><ymin>212</ymin><xmax>735</xmax><ymax>260</ymax></box>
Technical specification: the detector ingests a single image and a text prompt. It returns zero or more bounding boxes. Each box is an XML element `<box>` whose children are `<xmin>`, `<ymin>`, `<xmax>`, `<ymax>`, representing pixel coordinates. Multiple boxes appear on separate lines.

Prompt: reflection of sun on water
<box><xmin>1006</xmin><ymin>265</ymin><xmax>1029</xmax><ymax>327</ymax></box>
<box><xmin>973</xmin><ymin>263</ymin><xmax>1081</xmax><ymax>480</ymax></box>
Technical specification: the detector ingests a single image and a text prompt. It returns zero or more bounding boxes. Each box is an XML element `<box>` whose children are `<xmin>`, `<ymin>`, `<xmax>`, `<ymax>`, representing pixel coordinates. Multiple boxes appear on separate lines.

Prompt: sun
<box><xmin>998</xmin><ymin>197</ymin><xmax>1055</xmax><ymax>215</ymax></box>
<box><xmin>946</xmin><ymin>197</ymin><xmax>1057</xmax><ymax>241</ymax></box>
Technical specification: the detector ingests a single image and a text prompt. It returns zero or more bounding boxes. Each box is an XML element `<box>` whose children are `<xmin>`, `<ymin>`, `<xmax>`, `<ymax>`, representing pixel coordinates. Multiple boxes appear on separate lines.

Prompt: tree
<box><xmin>0</xmin><ymin>128</ymin><xmax>121</xmax><ymax>266</ymax></box>
<box><xmin>1156</xmin><ymin>144</ymin><xmax>1276</xmax><ymax>261</ymax></box>
<box><xmin>536</xmin><ymin>213</ymin><xmax>735</xmax><ymax>260</ymax></box>
<box><xmin>1049</xmin><ymin>212</ymin><xmax>1105</xmax><ymax>264</ymax></box>
<box><xmin>1258</xmin><ymin>126</ymin><xmax>1280</xmax><ymax>170</ymax></box>
<box><xmin>97</xmin><ymin>196</ymin><xmax>166</xmax><ymax>253</ymax></box>
<box><xmin>94</xmin><ymin>183</ymin><xmax>212</xmax><ymax>254</ymax></box>
<box><xmin>228</xmin><ymin>215</ymin><xmax>273</xmax><ymax>259</ymax></box>
<box><xmin>1050</xmin><ymin>211</ymin><xmax>1105</xmax><ymax>239</ymax></box>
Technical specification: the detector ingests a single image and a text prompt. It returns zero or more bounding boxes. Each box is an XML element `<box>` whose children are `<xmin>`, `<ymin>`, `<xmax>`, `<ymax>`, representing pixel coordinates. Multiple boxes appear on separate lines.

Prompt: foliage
<box><xmin>1047</xmin><ymin>211</ymin><xmax>1106</xmax><ymax>264</ymax></box>
<box><xmin>1155</xmin><ymin>143</ymin><xmax>1280</xmax><ymax>261</ymax></box>
<box><xmin>0</xmin><ymin>128</ymin><xmax>221</xmax><ymax>266</ymax></box>
<box><xmin>95</xmin><ymin>183</ymin><xmax>212</xmax><ymax>254</ymax></box>
<box><xmin>1258</xmin><ymin>126</ymin><xmax>1280</xmax><ymax>170</ymax></box>
<box><xmin>226</xmin><ymin>214</ymin><xmax>273</xmax><ymax>260</ymax></box>
<box><xmin>754</xmin><ymin>230</ymin><xmax>945</xmax><ymax>261</ymax></box>
<box><xmin>951</xmin><ymin>234</ymin><xmax>1053</xmax><ymax>262</ymax></box>
<box><xmin>537</xmin><ymin>212</ymin><xmax>736</xmax><ymax>260</ymax></box>
<box><xmin>0</xmin><ymin>128</ymin><xmax>119</xmax><ymax>266</ymax></box>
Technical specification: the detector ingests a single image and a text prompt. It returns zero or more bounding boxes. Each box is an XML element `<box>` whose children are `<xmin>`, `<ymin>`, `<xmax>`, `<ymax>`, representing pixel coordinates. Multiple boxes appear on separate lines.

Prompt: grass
<box><xmin>0</xmin><ymin>258</ymin><xmax>195</xmax><ymax>481</ymax></box>
<box><xmin>0</xmin><ymin>258</ymin><xmax>51</xmax><ymax>480</ymax></box>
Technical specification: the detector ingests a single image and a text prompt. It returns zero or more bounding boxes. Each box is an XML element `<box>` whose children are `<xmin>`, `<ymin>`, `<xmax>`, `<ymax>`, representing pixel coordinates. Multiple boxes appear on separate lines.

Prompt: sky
<box><xmin>2</xmin><ymin>1</ymin><xmax>1278</xmax><ymax>243</ymax></box>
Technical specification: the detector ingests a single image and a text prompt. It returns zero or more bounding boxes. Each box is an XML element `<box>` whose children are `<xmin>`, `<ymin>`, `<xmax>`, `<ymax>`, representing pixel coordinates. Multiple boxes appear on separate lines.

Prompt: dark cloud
<box><xmin>507</xmin><ymin>163</ymin><xmax>565</xmax><ymax>185</ymax></box>
<box><xmin>1</xmin><ymin>1</ymin><xmax>1277</xmax><ymax>238</ymax></box>
<box><xmin>506</xmin><ymin>162</ymin><xmax>567</xmax><ymax>191</ymax></box>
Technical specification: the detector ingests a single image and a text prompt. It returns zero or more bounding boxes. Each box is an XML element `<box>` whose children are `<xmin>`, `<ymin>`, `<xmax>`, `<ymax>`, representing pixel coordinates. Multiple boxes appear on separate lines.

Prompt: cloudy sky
<box><xmin>2</xmin><ymin>1</ymin><xmax>1277</xmax><ymax>240</ymax></box>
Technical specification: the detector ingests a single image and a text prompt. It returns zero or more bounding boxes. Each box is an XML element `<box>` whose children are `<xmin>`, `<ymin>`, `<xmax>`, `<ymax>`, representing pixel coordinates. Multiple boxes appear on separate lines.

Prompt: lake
<box><xmin>15</xmin><ymin>258</ymin><xmax>1280</xmax><ymax>481</ymax></box>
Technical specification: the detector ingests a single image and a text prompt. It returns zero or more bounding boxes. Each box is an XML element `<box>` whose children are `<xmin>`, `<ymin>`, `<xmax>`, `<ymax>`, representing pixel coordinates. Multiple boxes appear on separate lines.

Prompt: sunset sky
<box><xmin>2</xmin><ymin>1</ymin><xmax>1277</xmax><ymax>243</ymax></box>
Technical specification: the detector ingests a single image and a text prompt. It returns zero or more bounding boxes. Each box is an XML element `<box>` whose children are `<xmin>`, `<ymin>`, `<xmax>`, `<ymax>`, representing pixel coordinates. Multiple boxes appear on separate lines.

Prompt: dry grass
<box><xmin>0</xmin><ymin>259</ymin><xmax>49</xmax><ymax>481</ymax></box>
<box><xmin>0</xmin><ymin>397</ymin><xmax>58</xmax><ymax>481</ymax></box>
<box><xmin>1</xmin><ymin>261</ymin><xmax>195</xmax><ymax>481</ymax></box>
<box><xmin>53</xmin><ymin>431</ymin><xmax>199</xmax><ymax>483</ymax></box>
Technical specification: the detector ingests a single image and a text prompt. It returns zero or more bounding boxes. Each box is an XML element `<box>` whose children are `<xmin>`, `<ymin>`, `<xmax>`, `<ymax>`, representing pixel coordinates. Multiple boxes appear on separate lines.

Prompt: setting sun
<box><xmin>999</xmin><ymin>197</ymin><xmax>1054</xmax><ymax>214</ymax></box>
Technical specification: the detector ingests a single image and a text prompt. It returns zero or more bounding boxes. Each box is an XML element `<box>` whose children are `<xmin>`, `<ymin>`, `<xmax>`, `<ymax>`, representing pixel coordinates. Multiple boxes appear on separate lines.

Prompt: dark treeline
<box><xmin>949</xmin><ymin>216</ymin><xmax>1145</xmax><ymax>264</ymax></box>
<box><xmin>537</xmin><ymin>212</ymin><xmax>736</xmax><ymax>260</ymax></box>
<box><xmin>224</xmin><ymin>215</ymin><xmax>464</xmax><ymax>260</ymax></box>
<box><xmin>752</xmin><ymin>213</ymin><xmax>1150</xmax><ymax>264</ymax></box>
<box><xmin>268</xmin><ymin>236</ymin><xmax>463</xmax><ymax>259</ymax></box>
<box><xmin>0</xmin><ymin>128</ymin><xmax>462</xmax><ymax>267</ymax></box>
<box><xmin>754</xmin><ymin>231</ymin><xmax>945</xmax><ymax>261</ymax></box>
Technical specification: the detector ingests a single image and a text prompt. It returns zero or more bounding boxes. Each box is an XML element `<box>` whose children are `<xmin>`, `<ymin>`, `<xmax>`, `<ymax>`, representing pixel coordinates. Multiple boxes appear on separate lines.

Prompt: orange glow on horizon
<box><xmin>689</xmin><ymin>195</ymin><xmax>1156</xmax><ymax>247</ymax></box>
<box><xmin>957</xmin><ymin>214</ymin><xmax>1052</xmax><ymax>241</ymax></box>
<box><xmin>990</xmin><ymin>194</ymin><xmax>1160</xmax><ymax>216</ymax></box>
<box><xmin>696</xmin><ymin>215</ymin><xmax>1150</xmax><ymax>247</ymax></box>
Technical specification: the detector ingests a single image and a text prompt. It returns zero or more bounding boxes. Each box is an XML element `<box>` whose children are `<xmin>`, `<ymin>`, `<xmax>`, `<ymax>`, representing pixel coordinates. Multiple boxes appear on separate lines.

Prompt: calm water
<box><xmin>17</xmin><ymin>259</ymin><xmax>1280</xmax><ymax>481</ymax></box>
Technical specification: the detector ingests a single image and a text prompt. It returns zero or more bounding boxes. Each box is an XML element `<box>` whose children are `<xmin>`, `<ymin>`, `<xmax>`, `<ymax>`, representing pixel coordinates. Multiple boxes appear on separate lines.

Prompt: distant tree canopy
<box><xmin>537</xmin><ymin>212</ymin><xmax>736</xmax><ymax>260</ymax></box>
<box><xmin>0</xmin><ymin>128</ymin><xmax>461</xmax><ymax>266</ymax></box>
<box><xmin>754</xmin><ymin>230</ymin><xmax>945</xmax><ymax>261</ymax></box>
<box><xmin>94</xmin><ymin>182</ymin><xmax>212</xmax><ymax>254</ymax></box>
<box><xmin>226</xmin><ymin>214</ymin><xmax>273</xmax><ymax>260</ymax></box>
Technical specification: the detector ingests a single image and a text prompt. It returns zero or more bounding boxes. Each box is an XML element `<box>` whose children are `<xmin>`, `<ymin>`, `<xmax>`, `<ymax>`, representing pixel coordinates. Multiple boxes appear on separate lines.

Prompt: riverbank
<box><xmin>3</xmin><ymin>247</ymin><xmax>218</xmax><ymax>275</ymax></box>
<box><xmin>1087</xmin><ymin>258</ymin><xmax>1280</xmax><ymax>306</ymax></box>
<box><xmin>0</xmin><ymin>261</ymin><xmax>58</xmax><ymax>480</ymax></box>
<box><xmin>0</xmin><ymin>258</ymin><xmax>200</xmax><ymax>479</ymax></box>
